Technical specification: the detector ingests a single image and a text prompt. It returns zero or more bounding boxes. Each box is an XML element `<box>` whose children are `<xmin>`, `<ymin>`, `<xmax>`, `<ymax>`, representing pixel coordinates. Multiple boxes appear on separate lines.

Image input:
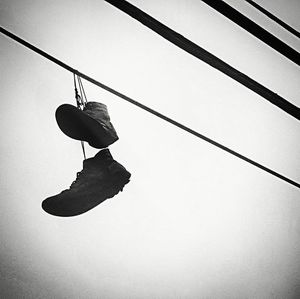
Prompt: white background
<box><xmin>1</xmin><ymin>0</ymin><xmax>300</xmax><ymax>298</ymax></box>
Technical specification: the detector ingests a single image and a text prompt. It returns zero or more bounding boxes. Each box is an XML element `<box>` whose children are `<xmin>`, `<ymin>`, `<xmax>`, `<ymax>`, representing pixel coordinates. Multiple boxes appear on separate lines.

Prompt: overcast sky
<box><xmin>1</xmin><ymin>0</ymin><xmax>300</xmax><ymax>298</ymax></box>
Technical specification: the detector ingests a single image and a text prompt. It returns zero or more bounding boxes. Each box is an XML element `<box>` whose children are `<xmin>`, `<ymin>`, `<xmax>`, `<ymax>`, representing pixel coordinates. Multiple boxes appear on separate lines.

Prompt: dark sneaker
<box><xmin>42</xmin><ymin>149</ymin><xmax>131</xmax><ymax>217</ymax></box>
<box><xmin>56</xmin><ymin>102</ymin><xmax>119</xmax><ymax>149</ymax></box>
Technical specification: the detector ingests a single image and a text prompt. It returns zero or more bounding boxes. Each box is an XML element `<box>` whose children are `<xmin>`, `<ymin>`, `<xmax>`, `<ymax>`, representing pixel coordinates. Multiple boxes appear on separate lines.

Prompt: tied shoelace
<box><xmin>67</xmin><ymin>170</ymin><xmax>85</xmax><ymax>190</ymax></box>
<box><xmin>60</xmin><ymin>170</ymin><xmax>86</xmax><ymax>194</ymax></box>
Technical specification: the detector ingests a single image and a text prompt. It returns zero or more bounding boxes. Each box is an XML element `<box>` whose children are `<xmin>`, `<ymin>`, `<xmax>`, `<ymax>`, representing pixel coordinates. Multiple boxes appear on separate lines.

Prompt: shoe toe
<box><xmin>42</xmin><ymin>196</ymin><xmax>75</xmax><ymax>217</ymax></box>
<box><xmin>42</xmin><ymin>197</ymin><xmax>58</xmax><ymax>216</ymax></box>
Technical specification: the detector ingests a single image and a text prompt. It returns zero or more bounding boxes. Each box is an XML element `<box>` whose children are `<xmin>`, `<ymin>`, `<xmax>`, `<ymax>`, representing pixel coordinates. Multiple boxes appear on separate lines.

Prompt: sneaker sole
<box><xmin>56</xmin><ymin>104</ymin><xmax>118</xmax><ymax>149</ymax></box>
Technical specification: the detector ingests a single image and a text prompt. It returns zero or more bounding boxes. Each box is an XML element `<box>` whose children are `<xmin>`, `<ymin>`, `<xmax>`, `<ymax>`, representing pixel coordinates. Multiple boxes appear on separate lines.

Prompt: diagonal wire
<box><xmin>200</xmin><ymin>0</ymin><xmax>300</xmax><ymax>65</ymax></box>
<box><xmin>0</xmin><ymin>26</ymin><xmax>299</xmax><ymax>189</ymax></box>
<box><xmin>103</xmin><ymin>0</ymin><xmax>300</xmax><ymax>121</ymax></box>
<box><xmin>244</xmin><ymin>0</ymin><xmax>300</xmax><ymax>39</ymax></box>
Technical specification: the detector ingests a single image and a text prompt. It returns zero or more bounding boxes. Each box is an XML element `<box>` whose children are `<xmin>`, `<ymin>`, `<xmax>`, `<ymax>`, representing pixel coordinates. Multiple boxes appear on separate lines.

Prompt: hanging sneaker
<box><xmin>56</xmin><ymin>102</ymin><xmax>119</xmax><ymax>149</ymax></box>
<box><xmin>42</xmin><ymin>149</ymin><xmax>131</xmax><ymax>217</ymax></box>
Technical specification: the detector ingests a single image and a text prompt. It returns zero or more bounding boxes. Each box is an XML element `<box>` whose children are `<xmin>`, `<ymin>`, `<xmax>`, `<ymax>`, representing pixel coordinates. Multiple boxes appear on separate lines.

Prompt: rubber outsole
<box><xmin>55</xmin><ymin>104</ymin><xmax>114</xmax><ymax>149</ymax></box>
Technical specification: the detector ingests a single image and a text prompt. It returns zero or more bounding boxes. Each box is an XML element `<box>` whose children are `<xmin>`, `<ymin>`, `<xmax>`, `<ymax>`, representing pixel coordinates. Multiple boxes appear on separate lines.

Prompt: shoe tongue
<box><xmin>82</xmin><ymin>149</ymin><xmax>113</xmax><ymax>167</ymax></box>
<box><xmin>94</xmin><ymin>149</ymin><xmax>113</xmax><ymax>160</ymax></box>
<box><xmin>84</xmin><ymin>101</ymin><xmax>107</xmax><ymax>110</ymax></box>
<box><xmin>83</xmin><ymin>157</ymin><xmax>94</xmax><ymax>167</ymax></box>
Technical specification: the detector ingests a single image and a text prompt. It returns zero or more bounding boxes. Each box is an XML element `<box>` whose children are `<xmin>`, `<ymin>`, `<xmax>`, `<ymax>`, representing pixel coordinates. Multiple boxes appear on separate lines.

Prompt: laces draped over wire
<box><xmin>73</xmin><ymin>74</ymin><xmax>88</xmax><ymax>160</ymax></box>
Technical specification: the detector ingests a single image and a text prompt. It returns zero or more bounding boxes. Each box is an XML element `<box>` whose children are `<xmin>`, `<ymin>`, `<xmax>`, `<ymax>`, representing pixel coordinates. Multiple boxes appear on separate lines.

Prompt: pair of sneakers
<box><xmin>42</xmin><ymin>102</ymin><xmax>131</xmax><ymax>217</ymax></box>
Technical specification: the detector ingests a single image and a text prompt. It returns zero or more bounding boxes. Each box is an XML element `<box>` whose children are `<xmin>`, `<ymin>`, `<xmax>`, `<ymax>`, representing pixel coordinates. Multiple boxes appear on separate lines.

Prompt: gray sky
<box><xmin>1</xmin><ymin>0</ymin><xmax>300</xmax><ymax>298</ymax></box>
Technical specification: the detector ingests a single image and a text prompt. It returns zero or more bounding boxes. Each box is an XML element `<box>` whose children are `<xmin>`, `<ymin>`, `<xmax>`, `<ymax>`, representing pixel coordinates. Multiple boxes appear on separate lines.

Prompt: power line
<box><xmin>0</xmin><ymin>26</ymin><xmax>299</xmax><ymax>189</ymax></box>
<box><xmin>104</xmin><ymin>0</ymin><xmax>300</xmax><ymax>122</ymax></box>
<box><xmin>201</xmin><ymin>0</ymin><xmax>300</xmax><ymax>66</ymax></box>
<box><xmin>244</xmin><ymin>0</ymin><xmax>300</xmax><ymax>39</ymax></box>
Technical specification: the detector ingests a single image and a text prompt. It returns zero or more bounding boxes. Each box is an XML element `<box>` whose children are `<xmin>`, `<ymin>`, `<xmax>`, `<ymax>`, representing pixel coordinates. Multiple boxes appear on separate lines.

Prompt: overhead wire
<box><xmin>0</xmin><ymin>26</ymin><xmax>299</xmax><ymax>189</ymax></box>
<box><xmin>200</xmin><ymin>0</ymin><xmax>300</xmax><ymax>66</ymax></box>
<box><xmin>244</xmin><ymin>0</ymin><xmax>300</xmax><ymax>39</ymax></box>
<box><xmin>103</xmin><ymin>0</ymin><xmax>300</xmax><ymax>122</ymax></box>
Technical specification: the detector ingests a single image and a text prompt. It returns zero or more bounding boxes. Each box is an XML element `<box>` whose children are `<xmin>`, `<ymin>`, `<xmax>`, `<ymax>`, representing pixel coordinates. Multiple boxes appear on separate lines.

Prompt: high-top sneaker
<box><xmin>42</xmin><ymin>149</ymin><xmax>131</xmax><ymax>217</ymax></box>
<box><xmin>56</xmin><ymin>102</ymin><xmax>119</xmax><ymax>149</ymax></box>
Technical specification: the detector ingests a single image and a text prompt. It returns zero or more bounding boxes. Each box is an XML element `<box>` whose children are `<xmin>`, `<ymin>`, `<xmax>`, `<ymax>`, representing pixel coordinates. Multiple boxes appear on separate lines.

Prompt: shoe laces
<box><xmin>60</xmin><ymin>169</ymin><xmax>86</xmax><ymax>194</ymax></box>
<box><xmin>69</xmin><ymin>170</ymin><xmax>85</xmax><ymax>189</ymax></box>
